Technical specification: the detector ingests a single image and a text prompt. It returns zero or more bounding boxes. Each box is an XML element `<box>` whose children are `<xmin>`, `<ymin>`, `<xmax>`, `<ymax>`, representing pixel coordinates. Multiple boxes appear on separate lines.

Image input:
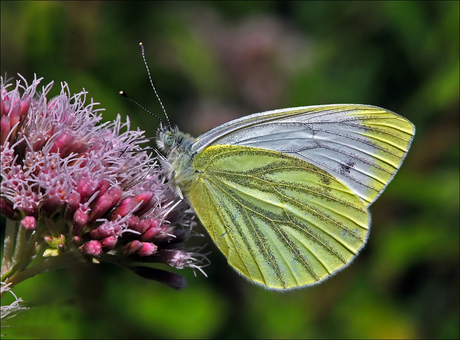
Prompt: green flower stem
<box><xmin>1</xmin><ymin>242</ymin><xmax>37</xmax><ymax>283</ymax></box>
<box><xmin>12</xmin><ymin>221</ymin><xmax>29</xmax><ymax>267</ymax></box>
<box><xmin>1</xmin><ymin>219</ymin><xmax>18</xmax><ymax>274</ymax></box>
<box><xmin>2</xmin><ymin>253</ymin><xmax>80</xmax><ymax>295</ymax></box>
<box><xmin>1</xmin><ymin>219</ymin><xmax>37</xmax><ymax>286</ymax></box>
<box><xmin>1</xmin><ymin>218</ymin><xmax>81</xmax><ymax>298</ymax></box>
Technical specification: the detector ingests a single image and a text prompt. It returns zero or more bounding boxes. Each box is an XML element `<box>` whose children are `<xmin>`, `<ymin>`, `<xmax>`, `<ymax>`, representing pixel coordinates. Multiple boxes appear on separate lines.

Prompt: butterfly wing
<box><xmin>187</xmin><ymin>145</ymin><xmax>369</xmax><ymax>290</ymax></box>
<box><xmin>193</xmin><ymin>104</ymin><xmax>415</xmax><ymax>206</ymax></box>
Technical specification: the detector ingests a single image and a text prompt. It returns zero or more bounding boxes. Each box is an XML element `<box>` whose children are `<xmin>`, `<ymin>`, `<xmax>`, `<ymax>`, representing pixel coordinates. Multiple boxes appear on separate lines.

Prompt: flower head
<box><xmin>1</xmin><ymin>75</ymin><xmax>207</xmax><ymax>312</ymax></box>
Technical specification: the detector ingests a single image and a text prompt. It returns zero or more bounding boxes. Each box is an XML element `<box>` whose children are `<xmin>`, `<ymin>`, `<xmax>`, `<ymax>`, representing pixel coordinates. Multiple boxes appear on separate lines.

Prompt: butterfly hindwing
<box><xmin>187</xmin><ymin>145</ymin><xmax>369</xmax><ymax>290</ymax></box>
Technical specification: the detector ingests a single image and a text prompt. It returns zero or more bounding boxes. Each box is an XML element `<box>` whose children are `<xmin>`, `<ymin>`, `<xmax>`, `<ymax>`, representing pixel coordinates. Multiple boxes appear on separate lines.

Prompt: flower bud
<box><xmin>41</xmin><ymin>194</ymin><xmax>63</xmax><ymax>216</ymax></box>
<box><xmin>135</xmin><ymin>192</ymin><xmax>155</xmax><ymax>216</ymax></box>
<box><xmin>97</xmin><ymin>180</ymin><xmax>111</xmax><ymax>197</ymax></box>
<box><xmin>0</xmin><ymin>93</ymin><xmax>8</xmax><ymax>114</ymax></box>
<box><xmin>1</xmin><ymin>114</ymin><xmax>10</xmax><ymax>144</ymax></box>
<box><xmin>123</xmin><ymin>240</ymin><xmax>143</xmax><ymax>255</ymax></box>
<box><xmin>127</xmin><ymin>215</ymin><xmax>139</xmax><ymax>229</ymax></box>
<box><xmin>89</xmin><ymin>221</ymin><xmax>122</xmax><ymax>239</ymax></box>
<box><xmin>50</xmin><ymin>131</ymin><xmax>73</xmax><ymax>157</ymax></box>
<box><xmin>90</xmin><ymin>187</ymin><xmax>123</xmax><ymax>222</ymax></box>
<box><xmin>19</xmin><ymin>95</ymin><xmax>31</xmax><ymax>117</ymax></box>
<box><xmin>72</xmin><ymin>207</ymin><xmax>89</xmax><ymax>235</ymax></box>
<box><xmin>65</xmin><ymin>192</ymin><xmax>81</xmax><ymax>221</ymax></box>
<box><xmin>21</xmin><ymin>216</ymin><xmax>36</xmax><ymax>230</ymax></box>
<box><xmin>136</xmin><ymin>218</ymin><xmax>152</xmax><ymax>234</ymax></box>
<box><xmin>76</xmin><ymin>179</ymin><xmax>95</xmax><ymax>203</ymax></box>
<box><xmin>100</xmin><ymin>236</ymin><xmax>118</xmax><ymax>251</ymax></box>
<box><xmin>140</xmin><ymin>223</ymin><xmax>161</xmax><ymax>242</ymax></box>
<box><xmin>44</xmin><ymin>236</ymin><xmax>54</xmax><ymax>245</ymax></box>
<box><xmin>137</xmin><ymin>242</ymin><xmax>158</xmax><ymax>257</ymax></box>
<box><xmin>44</xmin><ymin>234</ymin><xmax>66</xmax><ymax>252</ymax></box>
<box><xmin>111</xmin><ymin>197</ymin><xmax>138</xmax><ymax>219</ymax></box>
<box><xmin>80</xmin><ymin>240</ymin><xmax>102</xmax><ymax>256</ymax></box>
<box><xmin>72</xmin><ymin>236</ymin><xmax>83</xmax><ymax>246</ymax></box>
<box><xmin>8</xmin><ymin>103</ymin><xmax>21</xmax><ymax>130</ymax></box>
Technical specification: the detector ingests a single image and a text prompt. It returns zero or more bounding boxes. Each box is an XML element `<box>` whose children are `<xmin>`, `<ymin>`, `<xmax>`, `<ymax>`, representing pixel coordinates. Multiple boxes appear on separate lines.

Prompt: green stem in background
<box><xmin>1</xmin><ymin>219</ymin><xmax>18</xmax><ymax>274</ymax></box>
<box><xmin>5</xmin><ymin>253</ymin><xmax>81</xmax><ymax>290</ymax></box>
<box><xmin>1</xmin><ymin>217</ymin><xmax>83</xmax><ymax>298</ymax></box>
<box><xmin>1</xmin><ymin>219</ymin><xmax>37</xmax><ymax>287</ymax></box>
<box><xmin>12</xmin><ymin>221</ymin><xmax>28</xmax><ymax>266</ymax></box>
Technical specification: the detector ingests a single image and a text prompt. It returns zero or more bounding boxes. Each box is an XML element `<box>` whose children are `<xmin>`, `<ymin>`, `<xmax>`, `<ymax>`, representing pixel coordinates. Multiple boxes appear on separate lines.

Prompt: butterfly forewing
<box><xmin>187</xmin><ymin>145</ymin><xmax>369</xmax><ymax>290</ymax></box>
<box><xmin>193</xmin><ymin>105</ymin><xmax>415</xmax><ymax>206</ymax></box>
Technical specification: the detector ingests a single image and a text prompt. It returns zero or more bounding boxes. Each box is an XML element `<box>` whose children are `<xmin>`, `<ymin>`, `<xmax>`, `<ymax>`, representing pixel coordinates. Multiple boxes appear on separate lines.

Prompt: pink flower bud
<box><xmin>76</xmin><ymin>180</ymin><xmax>94</xmax><ymax>203</ymax></box>
<box><xmin>65</xmin><ymin>192</ymin><xmax>81</xmax><ymax>220</ymax></box>
<box><xmin>127</xmin><ymin>215</ymin><xmax>139</xmax><ymax>229</ymax></box>
<box><xmin>90</xmin><ymin>187</ymin><xmax>123</xmax><ymax>222</ymax></box>
<box><xmin>72</xmin><ymin>207</ymin><xmax>89</xmax><ymax>235</ymax></box>
<box><xmin>57</xmin><ymin>235</ymin><xmax>66</xmax><ymax>250</ymax></box>
<box><xmin>19</xmin><ymin>95</ymin><xmax>31</xmax><ymax>117</ymax></box>
<box><xmin>41</xmin><ymin>194</ymin><xmax>63</xmax><ymax>216</ymax></box>
<box><xmin>21</xmin><ymin>216</ymin><xmax>37</xmax><ymax>230</ymax></box>
<box><xmin>1</xmin><ymin>114</ymin><xmax>10</xmax><ymax>144</ymax></box>
<box><xmin>136</xmin><ymin>218</ymin><xmax>152</xmax><ymax>234</ymax></box>
<box><xmin>100</xmin><ymin>236</ymin><xmax>118</xmax><ymax>251</ymax></box>
<box><xmin>72</xmin><ymin>236</ymin><xmax>83</xmax><ymax>246</ymax></box>
<box><xmin>123</xmin><ymin>240</ymin><xmax>143</xmax><ymax>255</ymax></box>
<box><xmin>50</xmin><ymin>132</ymin><xmax>72</xmax><ymax>157</ymax></box>
<box><xmin>137</xmin><ymin>242</ymin><xmax>158</xmax><ymax>256</ymax></box>
<box><xmin>97</xmin><ymin>180</ymin><xmax>111</xmax><ymax>197</ymax></box>
<box><xmin>135</xmin><ymin>192</ymin><xmax>155</xmax><ymax>216</ymax></box>
<box><xmin>81</xmin><ymin>240</ymin><xmax>102</xmax><ymax>256</ymax></box>
<box><xmin>89</xmin><ymin>221</ymin><xmax>122</xmax><ymax>239</ymax></box>
<box><xmin>150</xmin><ymin>219</ymin><xmax>159</xmax><ymax>228</ymax></box>
<box><xmin>0</xmin><ymin>95</ymin><xmax>7</xmax><ymax>115</ymax></box>
<box><xmin>140</xmin><ymin>223</ymin><xmax>161</xmax><ymax>242</ymax></box>
<box><xmin>9</xmin><ymin>103</ymin><xmax>21</xmax><ymax>129</ymax></box>
<box><xmin>50</xmin><ymin>132</ymin><xmax>87</xmax><ymax>158</ymax></box>
<box><xmin>44</xmin><ymin>236</ymin><xmax>54</xmax><ymax>245</ymax></box>
<box><xmin>135</xmin><ymin>192</ymin><xmax>154</xmax><ymax>205</ymax></box>
<box><xmin>111</xmin><ymin>197</ymin><xmax>138</xmax><ymax>218</ymax></box>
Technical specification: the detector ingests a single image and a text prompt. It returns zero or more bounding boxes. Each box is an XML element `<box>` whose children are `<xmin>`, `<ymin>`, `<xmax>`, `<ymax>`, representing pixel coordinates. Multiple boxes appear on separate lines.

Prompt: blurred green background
<box><xmin>1</xmin><ymin>1</ymin><xmax>458</xmax><ymax>339</ymax></box>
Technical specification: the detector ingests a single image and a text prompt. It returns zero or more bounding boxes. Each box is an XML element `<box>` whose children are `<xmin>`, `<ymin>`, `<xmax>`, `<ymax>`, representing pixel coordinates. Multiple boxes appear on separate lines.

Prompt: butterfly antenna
<box><xmin>139</xmin><ymin>42</ymin><xmax>171</xmax><ymax>127</ymax></box>
<box><xmin>119</xmin><ymin>90</ymin><xmax>164</xmax><ymax>124</ymax></box>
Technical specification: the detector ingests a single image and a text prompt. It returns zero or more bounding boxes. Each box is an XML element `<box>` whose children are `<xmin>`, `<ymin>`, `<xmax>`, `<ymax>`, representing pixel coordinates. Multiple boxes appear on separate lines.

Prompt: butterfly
<box><xmin>155</xmin><ymin>103</ymin><xmax>415</xmax><ymax>290</ymax></box>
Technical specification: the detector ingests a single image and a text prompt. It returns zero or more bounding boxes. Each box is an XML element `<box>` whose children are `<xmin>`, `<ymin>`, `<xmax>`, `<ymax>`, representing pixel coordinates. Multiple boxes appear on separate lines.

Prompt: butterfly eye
<box><xmin>164</xmin><ymin>133</ymin><xmax>175</xmax><ymax>147</ymax></box>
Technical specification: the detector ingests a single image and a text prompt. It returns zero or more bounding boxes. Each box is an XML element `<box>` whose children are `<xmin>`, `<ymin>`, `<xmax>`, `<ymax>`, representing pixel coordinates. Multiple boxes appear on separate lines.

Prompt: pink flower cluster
<box><xmin>1</xmin><ymin>75</ymin><xmax>206</xmax><ymax>289</ymax></box>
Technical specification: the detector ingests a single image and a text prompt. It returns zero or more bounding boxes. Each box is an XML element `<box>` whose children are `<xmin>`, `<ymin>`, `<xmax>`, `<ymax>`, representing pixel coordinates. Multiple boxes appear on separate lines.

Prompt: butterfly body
<box><xmin>156</xmin><ymin>124</ymin><xmax>196</xmax><ymax>198</ymax></box>
<box><xmin>156</xmin><ymin>104</ymin><xmax>415</xmax><ymax>290</ymax></box>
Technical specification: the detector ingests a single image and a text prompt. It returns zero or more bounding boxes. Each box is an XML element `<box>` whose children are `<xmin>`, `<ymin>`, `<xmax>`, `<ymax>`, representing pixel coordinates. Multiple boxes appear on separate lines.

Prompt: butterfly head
<box><xmin>156</xmin><ymin>123</ymin><xmax>196</xmax><ymax>156</ymax></box>
<box><xmin>156</xmin><ymin>124</ymin><xmax>178</xmax><ymax>153</ymax></box>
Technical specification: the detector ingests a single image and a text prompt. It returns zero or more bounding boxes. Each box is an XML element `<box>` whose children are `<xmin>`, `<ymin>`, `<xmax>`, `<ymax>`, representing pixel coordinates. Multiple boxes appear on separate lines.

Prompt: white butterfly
<box><xmin>156</xmin><ymin>103</ymin><xmax>415</xmax><ymax>290</ymax></box>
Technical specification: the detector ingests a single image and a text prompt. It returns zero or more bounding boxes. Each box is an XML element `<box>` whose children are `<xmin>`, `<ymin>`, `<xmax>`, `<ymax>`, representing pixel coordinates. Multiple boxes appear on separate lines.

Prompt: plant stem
<box><xmin>4</xmin><ymin>253</ymin><xmax>80</xmax><ymax>293</ymax></box>
<box><xmin>1</xmin><ymin>219</ymin><xmax>18</xmax><ymax>274</ymax></box>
